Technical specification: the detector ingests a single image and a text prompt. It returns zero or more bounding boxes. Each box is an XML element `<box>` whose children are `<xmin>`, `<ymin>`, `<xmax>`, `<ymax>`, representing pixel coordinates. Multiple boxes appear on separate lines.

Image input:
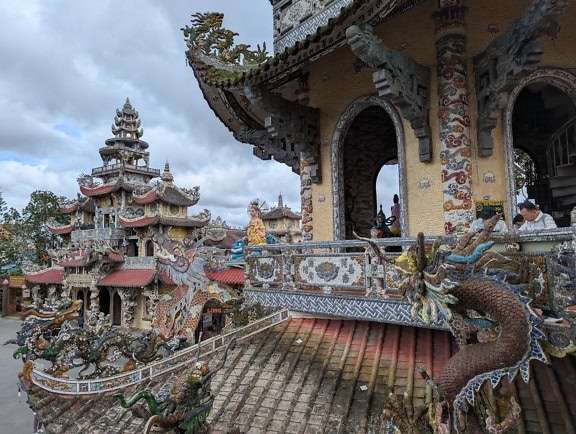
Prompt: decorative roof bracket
<box><xmin>346</xmin><ymin>24</ymin><xmax>432</xmax><ymax>162</ymax></box>
<box><xmin>239</xmin><ymin>86</ymin><xmax>321</xmax><ymax>183</ymax></box>
<box><xmin>473</xmin><ymin>0</ymin><xmax>567</xmax><ymax>156</ymax></box>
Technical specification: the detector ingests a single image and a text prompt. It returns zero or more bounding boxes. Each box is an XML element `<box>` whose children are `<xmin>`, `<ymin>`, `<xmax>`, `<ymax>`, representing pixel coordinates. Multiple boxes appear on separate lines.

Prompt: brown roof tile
<box><xmin>21</xmin><ymin>316</ymin><xmax>576</xmax><ymax>433</ymax></box>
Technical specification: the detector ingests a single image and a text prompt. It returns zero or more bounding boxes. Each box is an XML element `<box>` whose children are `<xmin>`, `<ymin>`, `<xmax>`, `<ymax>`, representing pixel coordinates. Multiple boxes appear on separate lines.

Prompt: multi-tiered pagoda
<box><xmin>25</xmin><ymin>99</ymin><xmax>211</xmax><ymax>329</ymax></box>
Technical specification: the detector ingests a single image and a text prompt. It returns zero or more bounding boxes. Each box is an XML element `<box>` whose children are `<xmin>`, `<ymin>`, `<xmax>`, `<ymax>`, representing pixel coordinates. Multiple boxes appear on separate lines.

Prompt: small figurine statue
<box><xmin>246</xmin><ymin>200</ymin><xmax>267</xmax><ymax>246</ymax></box>
<box><xmin>371</xmin><ymin>205</ymin><xmax>395</xmax><ymax>238</ymax></box>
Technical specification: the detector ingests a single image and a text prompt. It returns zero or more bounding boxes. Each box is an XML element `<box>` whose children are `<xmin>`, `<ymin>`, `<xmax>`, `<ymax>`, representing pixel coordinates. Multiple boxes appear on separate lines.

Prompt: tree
<box><xmin>0</xmin><ymin>207</ymin><xmax>23</xmax><ymax>274</ymax></box>
<box><xmin>20</xmin><ymin>191</ymin><xmax>68</xmax><ymax>264</ymax></box>
<box><xmin>0</xmin><ymin>190</ymin><xmax>7</xmax><ymax>221</ymax></box>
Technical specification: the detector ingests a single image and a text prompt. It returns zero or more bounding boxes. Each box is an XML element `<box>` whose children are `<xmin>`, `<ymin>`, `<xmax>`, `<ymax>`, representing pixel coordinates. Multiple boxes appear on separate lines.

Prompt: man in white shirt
<box><xmin>469</xmin><ymin>206</ymin><xmax>508</xmax><ymax>233</ymax></box>
<box><xmin>518</xmin><ymin>201</ymin><xmax>557</xmax><ymax>231</ymax></box>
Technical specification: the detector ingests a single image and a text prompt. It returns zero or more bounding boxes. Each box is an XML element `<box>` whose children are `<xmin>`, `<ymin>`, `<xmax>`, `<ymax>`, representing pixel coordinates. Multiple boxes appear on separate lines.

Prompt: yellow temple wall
<box><xmin>304</xmin><ymin>0</ymin><xmax>576</xmax><ymax>238</ymax></box>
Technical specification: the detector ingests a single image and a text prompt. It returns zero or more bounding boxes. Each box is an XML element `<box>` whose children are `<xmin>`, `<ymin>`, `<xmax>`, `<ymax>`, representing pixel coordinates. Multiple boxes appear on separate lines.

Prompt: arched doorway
<box><xmin>506</xmin><ymin>69</ymin><xmax>576</xmax><ymax>226</ymax></box>
<box><xmin>99</xmin><ymin>288</ymin><xmax>110</xmax><ymax>316</ymax></box>
<box><xmin>112</xmin><ymin>292</ymin><xmax>122</xmax><ymax>326</ymax></box>
<box><xmin>194</xmin><ymin>298</ymin><xmax>225</xmax><ymax>343</ymax></box>
<box><xmin>145</xmin><ymin>239</ymin><xmax>154</xmax><ymax>256</ymax></box>
<box><xmin>332</xmin><ymin>95</ymin><xmax>406</xmax><ymax>239</ymax></box>
<box><xmin>77</xmin><ymin>289</ymin><xmax>85</xmax><ymax>314</ymax></box>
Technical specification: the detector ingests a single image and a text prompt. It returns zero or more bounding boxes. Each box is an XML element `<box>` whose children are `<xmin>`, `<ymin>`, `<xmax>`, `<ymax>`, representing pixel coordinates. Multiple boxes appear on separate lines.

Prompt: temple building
<box><xmin>260</xmin><ymin>193</ymin><xmax>302</xmax><ymax>242</ymax></box>
<box><xmin>24</xmin><ymin>98</ymin><xmax>212</xmax><ymax>329</ymax></box>
<box><xmin>12</xmin><ymin>2</ymin><xmax>576</xmax><ymax>433</ymax></box>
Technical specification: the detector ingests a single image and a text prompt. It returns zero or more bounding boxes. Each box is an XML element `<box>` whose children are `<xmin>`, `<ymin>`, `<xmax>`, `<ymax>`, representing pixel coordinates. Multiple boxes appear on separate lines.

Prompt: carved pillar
<box><xmin>88</xmin><ymin>280</ymin><xmax>100</xmax><ymax>323</ymax></box>
<box><xmin>300</xmin><ymin>153</ymin><xmax>315</xmax><ymax>241</ymax></box>
<box><xmin>434</xmin><ymin>2</ymin><xmax>474</xmax><ymax>234</ymax></box>
<box><xmin>118</xmin><ymin>288</ymin><xmax>138</xmax><ymax>327</ymax></box>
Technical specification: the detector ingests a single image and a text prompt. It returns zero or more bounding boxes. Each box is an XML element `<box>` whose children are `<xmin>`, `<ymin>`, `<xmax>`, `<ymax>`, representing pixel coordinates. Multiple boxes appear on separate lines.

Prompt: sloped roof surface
<box><xmin>97</xmin><ymin>269</ymin><xmax>156</xmax><ymax>287</ymax></box>
<box><xmin>204</xmin><ymin>267</ymin><xmax>244</xmax><ymax>285</ymax></box>
<box><xmin>24</xmin><ymin>268</ymin><xmax>64</xmax><ymax>284</ymax></box>
<box><xmin>22</xmin><ymin>317</ymin><xmax>576</xmax><ymax>433</ymax></box>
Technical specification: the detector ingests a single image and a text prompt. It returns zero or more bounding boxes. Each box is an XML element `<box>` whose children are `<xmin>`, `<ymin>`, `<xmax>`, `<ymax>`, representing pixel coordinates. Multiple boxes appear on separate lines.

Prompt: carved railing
<box><xmin>121</xmin><ymin>256</ymin><xmax>157</xmax><ymax>269</ymax></box>
<box><xmin>29</xmin><ymin>309</ymin><xmax>290</xmax><ymax>395</ymax></box>
<box><xmin>71</xmin><ymin>227</ymin><xmax>127</xmax><ymax>243</ymax></box>
<box><xmin>92</xmin><ymin>163</ymin><xmax>160</xmax><ymax>178</ymax></box>
<box><xmin>243</xmin><ymin>229</ymin><xmax>576</xmax><ymax>325</ymax></box>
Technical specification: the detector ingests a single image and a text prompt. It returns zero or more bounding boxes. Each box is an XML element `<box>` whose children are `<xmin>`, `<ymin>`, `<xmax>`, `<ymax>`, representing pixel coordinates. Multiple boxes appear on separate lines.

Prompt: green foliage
<box><xmin>20</xmin><ymin>190</ymin><xmax>68</xmax><ymax>264</ymax></box>
<box><xmin>513</xmin><ymin>149</ymin><xmax>533</xmax><ymax>199</ymax></box>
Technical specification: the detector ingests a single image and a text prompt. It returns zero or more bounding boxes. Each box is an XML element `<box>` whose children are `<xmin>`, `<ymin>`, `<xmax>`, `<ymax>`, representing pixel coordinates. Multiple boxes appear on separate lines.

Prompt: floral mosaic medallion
<box><xmin>295</xmin><ymin>256</ymin><xmax>365</xmax><ymax>290</ymax></box>
<box><xmin>250</xmin><ymin>257</ymin><xmax>282</xmax><ymax>283</ymax></box>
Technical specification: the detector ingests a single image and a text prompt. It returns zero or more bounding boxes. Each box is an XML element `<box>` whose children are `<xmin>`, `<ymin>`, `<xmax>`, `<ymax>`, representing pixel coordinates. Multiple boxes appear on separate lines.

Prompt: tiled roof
<box><xmin>59</xmin><ymin>201</ymin><xmax>78</xmax><ymax>213</ymax></box>
<box><xmin>48</xmin><ymin>224</ymin><xmax>75</xmax><ymax>235</ymax></box>
<box><xmin>22</xmin><ymin>317</ymin><xmax>576</xmax><ymax>433</ymax></box>
<box><xmin>203</xmin><ymin>229</ymin><xmax>245</xmax><ymax>249</ymax></box>
<box><xmin>119</xmin><ymin>215</ymin><xmax>207</xmax><ymax>228</ymax></box>
<box><xmin>80</xmin><ymin>182</ymin><xmax>120</xmax><ymax>197</ymax></box>
<box><xmin>58</xmin><ymin>259</ymin><xmax>88</xmax><ymax>267</ymax></box>
<box><xmin>97</xmin><ymin>269</ymin><xmax>156</xmax><ymax>287</ymax></box>
<box><xmin>24</xmin><ymin>268</ymin><xmax>64</xmax><ymax>284</ymax></box>
<box><xmin>204</xmin><ymin>267</ymin><xmax>244</xmax><ymax>285</ymax></box>
<box><xmin>261</xmin><ymin>207</ymin><xmax>301</xmax><ymax>220</ymax></box>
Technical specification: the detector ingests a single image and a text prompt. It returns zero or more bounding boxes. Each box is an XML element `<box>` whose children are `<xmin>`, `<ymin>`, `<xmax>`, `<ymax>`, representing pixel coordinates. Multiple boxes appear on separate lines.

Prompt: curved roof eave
<box><xmin>186</xmin><ymin>0</ymin><xmax>405</xmax><ymax>146</ymax></box>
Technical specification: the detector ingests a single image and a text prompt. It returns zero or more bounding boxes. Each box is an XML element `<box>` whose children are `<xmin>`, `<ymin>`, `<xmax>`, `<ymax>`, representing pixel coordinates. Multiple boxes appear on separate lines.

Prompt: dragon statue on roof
<box><xmin>371</xmin><ymin>215</ymin><xmax>559</xmax><ymax>432</ymax></box>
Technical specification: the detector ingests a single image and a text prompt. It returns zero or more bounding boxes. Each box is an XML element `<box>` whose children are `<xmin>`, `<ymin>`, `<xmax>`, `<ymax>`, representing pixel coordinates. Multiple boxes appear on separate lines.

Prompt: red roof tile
<box><xmin>119</xmin><ymin>215</ymin><xmax>158</xmax><ymax>227</ymax></box>
<box><xmin>97</xmin><ymin>269</ymin><xmax>156</xmax><ymax>287</ymax></box>
<box><xmin>23</xmin><ymin>316</ymin><xmax>576</xmax><ymax>433</ymax></box>
<box><xmin>59</xmin><ymin>202</ymin><xmax>79</xmax><ymax>213</ymax></box>
<box><xmin>133</xmin><ymin>189</ymin><xmax>158</xmax><ymax>204</ymax></box>
<box><xmin>204</xmin><ymin>267</ymin><xmax>245</xmax><ymax>284</ymax></box>
<box><xmin>24</xmin><ymin>268</ymin><xmax>64</xmax><ymax>284</ymax></box>
<box><xmin>48</xmin><ymin>224</ymin><xmax>75</xmax><ymax>235</ymax></box>
<box><xmin>80</xmin><ymin>182</ymin><xmax>118</xmax><ymax>197</ymax></box>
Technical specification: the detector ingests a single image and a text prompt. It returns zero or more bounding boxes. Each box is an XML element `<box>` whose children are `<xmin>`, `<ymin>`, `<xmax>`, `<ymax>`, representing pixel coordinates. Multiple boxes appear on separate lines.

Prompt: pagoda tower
<box><xmin>40</xmin><ymin>99</ymin><xmax>210</xmax><ymax>329</ymax></box>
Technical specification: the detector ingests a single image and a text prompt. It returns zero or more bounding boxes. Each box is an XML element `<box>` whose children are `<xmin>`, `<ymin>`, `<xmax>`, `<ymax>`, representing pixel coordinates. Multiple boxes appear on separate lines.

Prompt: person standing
<box><xmin>518</xmin><ymin>201</ymin><xmax>557</xmax><ymax>231</ymax></box>
<box><xmin>390</xmin><ymin>194</ymin><xmax>401</xmax><ymax>236</ymax></box>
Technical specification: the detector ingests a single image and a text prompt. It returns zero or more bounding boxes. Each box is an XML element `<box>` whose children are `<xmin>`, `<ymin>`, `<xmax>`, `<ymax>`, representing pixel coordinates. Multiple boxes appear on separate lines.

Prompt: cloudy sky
<box><xmin>0</xmin><ymin>1</ymin><xmax>398</xmax><ymax>229</ymax></box>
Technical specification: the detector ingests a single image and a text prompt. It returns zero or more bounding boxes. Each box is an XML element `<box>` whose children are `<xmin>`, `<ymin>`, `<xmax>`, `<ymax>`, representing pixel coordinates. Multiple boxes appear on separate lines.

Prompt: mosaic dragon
<box><xmin>389</xmin><ymin>216</ymin><xmax>548</xmax><ymax>432</ymax></box>
<box><xmin>114</xmin><ymin>338</ymin><xmax>235</xmax><ymax>434</ymax></box>
<box><xmin>6</xmin><ymin>294</ymin><xmax>179</xmax><ymax>379</ymax></box>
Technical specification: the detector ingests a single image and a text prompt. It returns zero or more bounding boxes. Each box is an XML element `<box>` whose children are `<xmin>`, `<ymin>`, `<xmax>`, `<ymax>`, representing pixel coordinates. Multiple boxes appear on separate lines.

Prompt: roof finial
<box><xmin>161</xmin><ymin>161</ymin><xmax>174</xmax><ymax>182</ymax></box>
<box><xmin>278</xmin><ymin>192</ymin><xmax>284</xmax><ymax>208</ymax></box>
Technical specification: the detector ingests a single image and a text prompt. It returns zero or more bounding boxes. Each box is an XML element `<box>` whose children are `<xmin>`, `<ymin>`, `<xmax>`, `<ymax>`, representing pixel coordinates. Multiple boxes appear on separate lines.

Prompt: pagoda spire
<box><xmin>278</xmin><ymin>193</ymin><xmax>284</xmax><ymax>208</ymax></box>
<box><xmin>111</xmin><ymin>97</ymin><xmax>144</xmax><ymax>141</ymax></box>
<box><xmin>161</xmin><ymin>162</ymin><xmax>174</xmax><ymax>183</ymax></box>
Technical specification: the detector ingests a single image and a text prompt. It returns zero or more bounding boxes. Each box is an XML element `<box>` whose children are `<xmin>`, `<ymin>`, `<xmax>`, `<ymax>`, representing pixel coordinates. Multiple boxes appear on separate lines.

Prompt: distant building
<box><xmin>26</xmin><ymin>99</ymin><xmax>210</xmax><ymax>328</ymax></box>
<box><xmin>260</xmin><ymin>194</ymin><xmax>302</xmax><ymax>242</ymax></box>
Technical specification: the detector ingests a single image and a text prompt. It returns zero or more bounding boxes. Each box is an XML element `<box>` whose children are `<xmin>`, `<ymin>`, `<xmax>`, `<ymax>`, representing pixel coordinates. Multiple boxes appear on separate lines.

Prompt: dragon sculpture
<box><xmin>114</xmin><ymin>338</ymin><xmax>236</xmax><ymax>434</ymax></box>
<box><xmin>5</xmin><ymin>291</ymin><xmax>181</xmax><ymax>379</ymax></box>
<box><xmin>360</xmin><ymin>215</ymin><xmax>550</xmax><ymax>432</ymax></box>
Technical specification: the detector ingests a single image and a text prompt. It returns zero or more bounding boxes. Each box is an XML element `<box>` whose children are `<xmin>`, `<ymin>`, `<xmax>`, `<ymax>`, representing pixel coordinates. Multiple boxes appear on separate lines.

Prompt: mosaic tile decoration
<box><xmin>436</xmin><ymin>12</ymin><xmax>474</xmax><ymax>234</ymax></box>
<box><xmin>245</xmin><ymin>289</ymin><xmax>446</xmax><ymax>330</ymax></box>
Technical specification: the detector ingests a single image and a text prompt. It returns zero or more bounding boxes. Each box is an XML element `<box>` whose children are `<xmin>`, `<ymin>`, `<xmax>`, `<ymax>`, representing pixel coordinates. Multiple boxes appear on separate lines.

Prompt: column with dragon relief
<box><xmin>88</xmin><ymin>279</ymin><xmax>100</xmax><ymax>324</ymax></box>
<box><xmin>300</xmin><ymin>153</ymin><xmax>315</xmax><ymax>242</ymax></box>
<box><xmin>434</xmin><ymin>1</ymin><xmax>474</xmax><ymax>234</ymax></box>
<box><xmin>118</xmin><ymin>288</ymin><xmax>138</xmax><ymax>327</ymax></box>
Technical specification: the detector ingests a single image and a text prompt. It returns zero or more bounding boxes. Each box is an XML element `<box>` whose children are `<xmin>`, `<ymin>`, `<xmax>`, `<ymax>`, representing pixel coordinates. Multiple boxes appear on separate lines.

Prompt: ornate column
<box><xmin>88</xmin><ymin>280</ymin><xmax>100</xmax><ymax>322</ymax></box>
<box><xmin>118</xmin><ymin>288</ymin><xmax>138</xmax><ymax>327</ymax></box>
<box><xmin>300</xmin><ymin>153</ymin><xmax>315</xmax><ymax>241</ymax></box>
<box><xmin>434</xmin><ymin>1</ymin><xmax>474</xmax><ymax>234</ymax></box>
